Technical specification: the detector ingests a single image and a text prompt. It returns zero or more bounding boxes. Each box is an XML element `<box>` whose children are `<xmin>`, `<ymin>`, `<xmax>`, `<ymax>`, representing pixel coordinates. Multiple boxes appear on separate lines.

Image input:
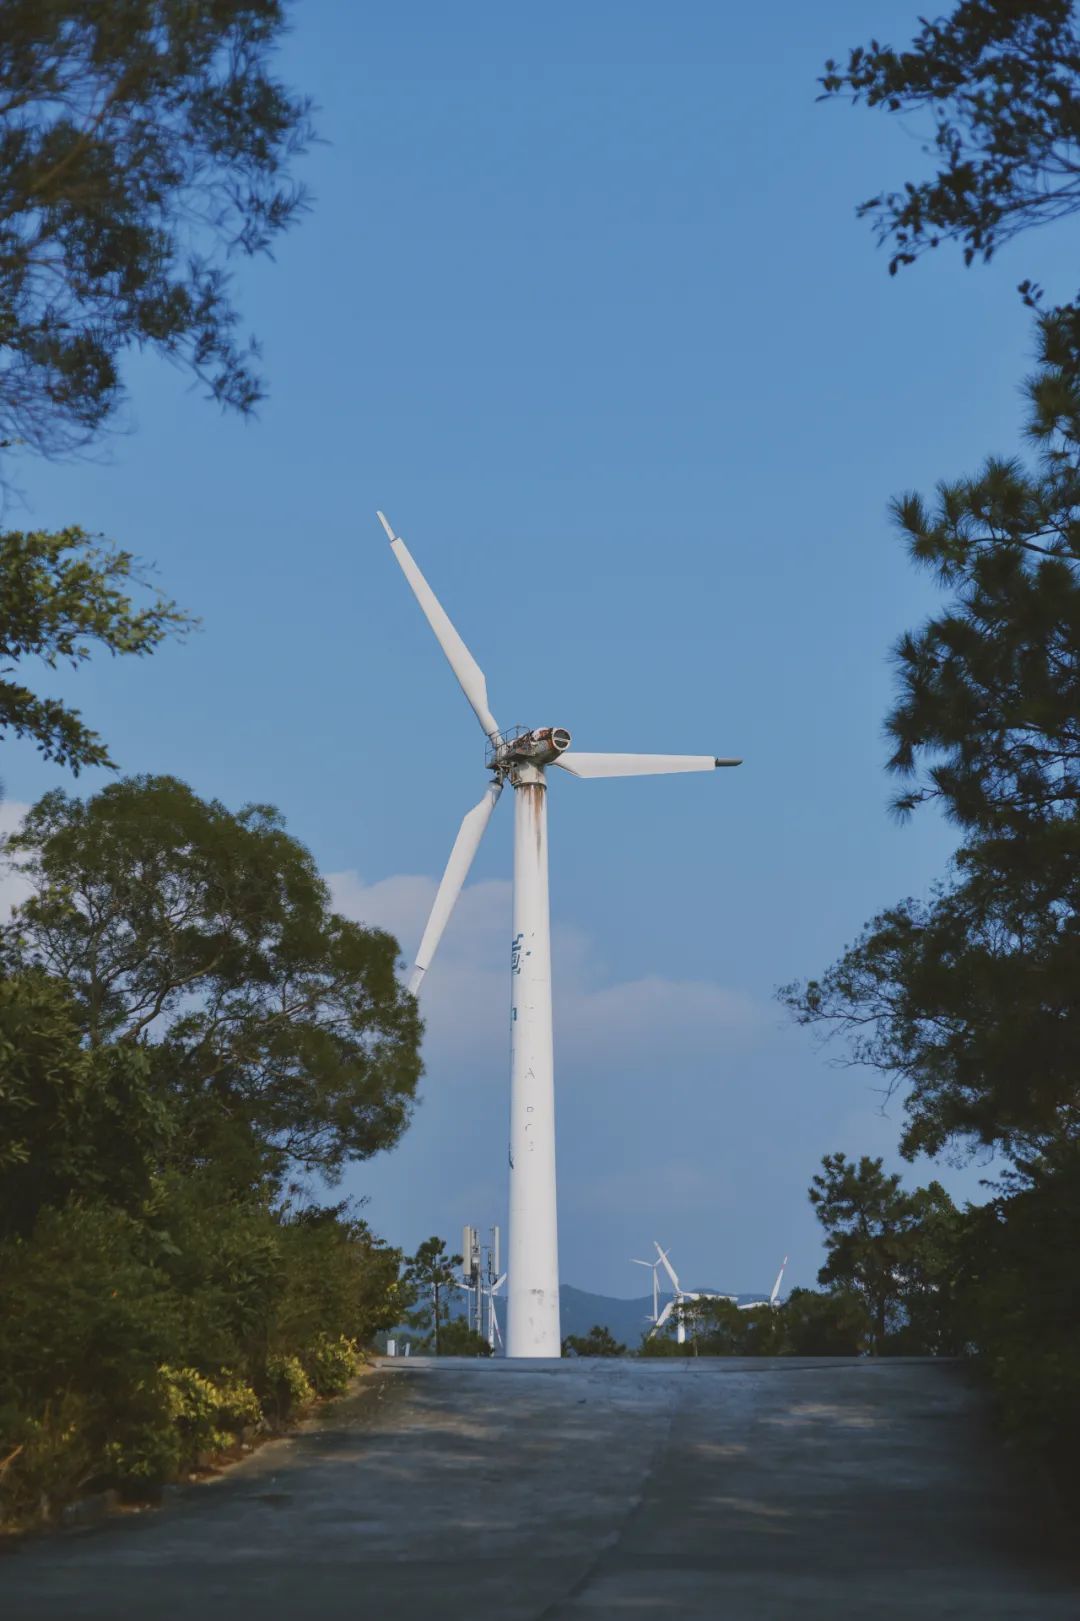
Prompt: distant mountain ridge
<box><xmin>558</xmin><ymin>1283</ymin><xmax>770</xmax><ymax>1348</ymax></box>
<box><xmin>435</xmin><ymin>1281</ymin><xmax>775</xmax><ymax>1353</ymax></box>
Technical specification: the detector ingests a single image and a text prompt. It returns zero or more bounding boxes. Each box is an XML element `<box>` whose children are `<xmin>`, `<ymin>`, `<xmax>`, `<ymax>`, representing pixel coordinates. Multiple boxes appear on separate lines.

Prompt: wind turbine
<box><xmin>652</xmin><ymin>1244</ymin><xmax>705</xmax><ymax>1346</ymax></box>
<box><xmin>487</xmin><ymin>1272</ymin><xmax>506</xmax><ymax>1353</ymax></box>
<box><xmin>736</xmin><ymin>1255</ymin><xmax>789</xmax><ymax>1311</ymax></box>
<box><xmin>375</xmin><ymin>513</ymin><xmax>741</xmax><ymax>1357</ymax></box>
<box><xmin>632</xmin><ymin>1254</ymin><xmax>664</xmax><ymax>1327</ymax></box>
<box><xmin>770</xmin><ymin>1256</ymin><xmax>788</xmax><ymax>1306</ymax></box>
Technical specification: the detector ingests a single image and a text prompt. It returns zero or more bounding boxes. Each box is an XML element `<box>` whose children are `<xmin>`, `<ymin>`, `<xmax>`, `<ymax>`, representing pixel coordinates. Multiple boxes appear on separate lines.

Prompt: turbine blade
<box><xmin>554</xmin><ymin>752</ymin><xmax>741</xmax><ymax>779</ymax></box>
<box><xmin>654</xmin><ymin>1301</ymin><xmax>674</xmax><ymax>1331</ymax></box>
<box><xmin>655</xmin><ymin>1243</ymin><xmax>681</xmax><ymax>1293</ymax></box>
<box><xmin>770</xmin><ymin>1256</ymin><xmax>788</xmax><ymax>1307</ymax></box>
<box><xmin>409</xmin><ymin>780</ymin><xmax>502</xmax><ymax>995</ymax></box>
<box><xmin>377</xmin><ymin>512</ymin><xmax>501</xmax><ymax>742</ymax></box>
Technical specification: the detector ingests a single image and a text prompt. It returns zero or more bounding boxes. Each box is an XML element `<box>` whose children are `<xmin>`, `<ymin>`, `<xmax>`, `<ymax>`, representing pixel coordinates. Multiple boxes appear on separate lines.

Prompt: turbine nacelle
<box><xmin>489</xmin><ymin>725</ymin><xmax>572</xmax><ymax>770</ymax></box>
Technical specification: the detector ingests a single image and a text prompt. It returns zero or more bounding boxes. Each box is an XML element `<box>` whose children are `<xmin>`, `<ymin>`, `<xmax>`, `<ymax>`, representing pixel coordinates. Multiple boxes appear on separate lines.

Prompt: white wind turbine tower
<box><xmin>375</xmin><ymin>513</ymin><xmax>741</xmax><ymax>1357</ymax></box>
<box><xmin>632</xmin><ymin>1253</ymin><xmax>665</xmax><ymax>1329</ymax></box>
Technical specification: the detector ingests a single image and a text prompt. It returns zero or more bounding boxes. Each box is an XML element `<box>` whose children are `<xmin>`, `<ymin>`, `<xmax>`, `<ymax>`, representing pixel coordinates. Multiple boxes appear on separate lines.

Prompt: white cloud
<box><xmin>327</xmin><ymin>868</ymin><xmax>764</xmax><ymax>1073</ymax></box>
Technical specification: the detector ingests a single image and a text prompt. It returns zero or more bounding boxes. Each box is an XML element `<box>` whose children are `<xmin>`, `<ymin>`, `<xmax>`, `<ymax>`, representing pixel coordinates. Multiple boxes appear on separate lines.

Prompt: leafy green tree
<box><xmin>820</xmin><ymin>1</ymin><xmax>1080</xmax><ymax>275</ymax></box>
<box><xmin>807</xmin><ymin>0</ymin><xmax>1080</xmax><ymax>1472</ymax></box>
<box><xmin>731</xmin><ymin>1301</ymin><xmax>789</xmax><ymax>1357</ymax></box>
<box><xmin>402</xmin><ymin>1237</ymin><xmax>462</xmax><ymax>1356</ymax></box>
<box><xmin>0</xmin><ymin>1196</ymin><xmax>185</xmax><ymax>1511</ymax></box>
<box><xmin>953</xmin><ymin>1145</ymin><xmax>1080</xmax><ymax>1493</ymax></box>
<box><xmin>0</xmin><ymin>966</ymin><xmax>172</xmax><ymax>1236</ymax></box>
<box><xmin>686</xmin><ymin>1297</ymin><xmax>750</xmax><ymax>1356</ymax></box>
<box><xmin>562</xmin><ymin>1324</ymin><xmax>626</xmax><ymax>1357</ymax></box>
<box><xmin>637</xmin><ymin>1323</ymin><xmax>686</xmax><ymax>1357</ymax></box>
<box><xmin>780</xmin><ymin>1287</ymin><xmax>869</xmax><ymax>1356</ymax></box>
<box><xmin>273</xmin><ymin>1202</ymin><xmax>406</xmax><ymax>1359</ymax></box>
<box><xmin>809</xmin><ymin>1153</ymin><xmax>960</xmax><ymax>1353</ymax></box>
<box><xmin>436</xmin><ymin>1318</ymin><xmax>494</xmax><ymax>1358</ymax></box>
<box><xmin>785</xmin><ymin>865</ymin><xmax>1080</xmax><ymax>1166</ymax></box>
<box><xmin>0</xmin><ymin>1</ymin><xmax>314</xmax><ymax>460</ymax></box>
<box><xmin>781</xmin><ymin>327</ymin><xmax>1080</xmax><ymax>1167</ymax></box>
<box><xmin>637</xmin><ymin>1299</ymin><xmax>750</xmax><ymax>1357</ymax></box>
<box><xmin>882</xmin><ymin>320</ymin><xmax>1080</xmax><ymax>837</ymax></box>
<box><xmin>0</xmin><ymin>527</ymin><xmax>189</xmax><ymax>771</ymax></box>
<box><xmin>2</xmin><ymin>775</ymin><xmax>422</xmax><ymax>1182</ymax></box>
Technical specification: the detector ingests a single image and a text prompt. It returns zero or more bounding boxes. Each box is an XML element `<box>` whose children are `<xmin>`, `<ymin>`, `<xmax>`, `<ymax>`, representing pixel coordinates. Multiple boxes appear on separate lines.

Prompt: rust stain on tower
<box><xmin>520</xmin><ymin>780</ymin><xmax>545</xmax><ymax>857</ymax></box>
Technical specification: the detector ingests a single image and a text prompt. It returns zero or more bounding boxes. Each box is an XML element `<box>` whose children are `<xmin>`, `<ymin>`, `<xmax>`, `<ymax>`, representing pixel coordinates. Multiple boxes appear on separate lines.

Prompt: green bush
<box><xmin>304</xmin><ymin>1334</ymin><xmax>360</xmax><ymax>1397</ymax></box>
<box><xmin>274</xmin><ymin>1204</ymin><xmax>404</xmax><ymax>1353</ymax></box>
<box><xmin>161</xmin><ymin>1366</ymin><xmax>260</xmax><ymax>1461</ymax></box>
<box><xmin>0</xmin><ymin>1200</ymin><xmax>181</xmax><ymax>1418</ymax></box>
<box><xmin>262</xmin><ymin>1354</ymin><xmax>314</xmax><ymax>1422</ymax></box>
<box><xmin>0</xmin><ymin>1394</ymin><xmax>98</xmax><ymax>1524</ymax></box>
<box><xmin>213</xmin><ymin>1374</ymin><xmax>263</xmax><ymax>1435</ymax></box>
<box><xmin>957</xmin><ymin>1153</ymin><xmax>1080</xmax><ymax>1502</ymax></box>
<box><xmin>102</xmin><ymin>1396</ymin><xmax>183</xmax><ymax>1494</ymax></box>
<box><xmin>0</xmin><ymin>1189</ymin><xmax>404</xmax><ymax>1523</ymax></box>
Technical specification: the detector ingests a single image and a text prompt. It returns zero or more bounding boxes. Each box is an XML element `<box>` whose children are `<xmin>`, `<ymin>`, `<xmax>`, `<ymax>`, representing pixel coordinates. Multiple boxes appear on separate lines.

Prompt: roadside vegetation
<box><xmin>641</xmin><ymin>6</ymin><xmax>1080</xmax><ymax>1506</ymax></box>
<box><xmin>783</xmin><ymin>0</ymin><xmax>1080</xmax><ymax>1502</ymax></box>
<box><xmin>0</xmin><ymin>775</ymin><xmax>422</xmax><ymax>1527</ymax></box>
<box><xmin>0</xmin><ymin>7</ymin><xmax>420</xmax><ymax>1530</ymax></box>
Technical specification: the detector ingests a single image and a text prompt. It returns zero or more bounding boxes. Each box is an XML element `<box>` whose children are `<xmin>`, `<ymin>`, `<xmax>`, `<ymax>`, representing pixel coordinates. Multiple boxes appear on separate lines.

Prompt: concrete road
<box><xmin>3</xmin><ymin>1358</ymin><xmax>1077</xmax><ymax>1619</ymax></box>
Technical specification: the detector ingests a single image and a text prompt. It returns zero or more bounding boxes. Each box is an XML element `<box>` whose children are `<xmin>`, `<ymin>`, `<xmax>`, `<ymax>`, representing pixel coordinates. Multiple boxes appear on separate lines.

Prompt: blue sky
<box><xmin>3</xmin><ymin>2</ymin><xmax>1075</xmax><ymax>1300</ymax></box>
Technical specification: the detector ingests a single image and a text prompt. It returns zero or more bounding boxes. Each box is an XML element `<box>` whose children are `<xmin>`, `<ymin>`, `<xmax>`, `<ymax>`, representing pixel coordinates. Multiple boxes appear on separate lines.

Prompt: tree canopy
<box><xmin>792</xmin><ymin>0</ymin><xmax>1080</xmax><ymax>1492</ymax></box>
<box><xmin>821</xmin><ymin>1</ymin><xmax>1080</xmax><ymax>273</ymax></box>
<box><xmin>562</xmin><ymin>1324</ymin><xmax>626</xmax><ymax>1358</ymax></box>
<box><xmin>782</xmin><ymin>328</ymin><xmax>1080</xmax><ymax>1166</ymax></box>
<box><xmin>402</xmin><ymin>1236</ymin><xmax>462</xmax><ymax>1355</ymax></box>
<box><xmin>0</xmin><ymin>966</ymin><xmax>171</xmax><ymax>1236</ymax></box>
<box><xmin>0</xmin><ymin>0</ymin><xmax>313</xmax><ymax>460</ymax></box>
<box><xmin>2</xmin><ymin>775</ymin><xmax>422</xmax><ymax>1181</ymax></box>
<box><xmin>884</xmin><ymin>318</ymin><xmax>1080</xmax><ymax>834</ymax></box>
<box><xmin>809</xmin><ymin>1153</ymin><xmax>961</xmax><ymax>1352</ymax></box>
<box><xmin>0</xmin><ymin>526</ymin><xmax>189</xmax><ymax>773</ymax></box>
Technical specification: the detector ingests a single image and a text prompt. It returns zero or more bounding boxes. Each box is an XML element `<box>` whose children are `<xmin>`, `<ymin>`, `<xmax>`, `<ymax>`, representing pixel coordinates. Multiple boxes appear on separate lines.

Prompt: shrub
<box><xmin>102</xmin><ymin>1405</ymin><xmax>183</xmax><ymax>1495</ymax></box>
<box><xmin>275</xmin><ymin>1204</ymin><xmax>404</xmax><ymax>1352</ymax></box>
<box><xmin>262</xmin><ymin>1355</ymin><xmax>314</xmax><ymax>1422</ymax></box>
<box><xmin>0</xmin><ymin>1200</ymin><xmax>181</xmax><ymax>1417</ymax></box>
<box><xmin>160</xmin><ymin>1366</ymin><xmax>259</xmax><ymax>1461</ymax></box>
<box><xmin>562</xmin><ymin>1325</ymin><xmax>625</xmax><ymax>1358</ymax></box>
<box><xmin>0</xmin><ymin>1187</ymin><xmax>404</xmax><ymax>1523</ymax></box>
<box><xmin>0</xmin><ymin>1394</ymin><xmax>98</xmax><ymax>1524</ymax></box>
<box><xmin>304</xmin><ymin>1335</ymin><xmax>359</xmax><ymax>1397</ymax></box>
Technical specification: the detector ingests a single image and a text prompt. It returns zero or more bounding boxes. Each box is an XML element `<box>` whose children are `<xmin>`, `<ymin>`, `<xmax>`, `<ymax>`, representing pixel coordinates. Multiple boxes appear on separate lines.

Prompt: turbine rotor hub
<box><xmin>488</xmin><ymin>725</ymin><xmax>571</xmax><ymax>773</ymax></box>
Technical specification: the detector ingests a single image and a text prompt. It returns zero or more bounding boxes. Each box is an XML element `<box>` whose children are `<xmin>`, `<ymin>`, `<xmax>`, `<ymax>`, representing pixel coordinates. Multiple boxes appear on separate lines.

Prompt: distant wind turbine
<box><xmin>375</xmin><ymin>513</ymin><xmax>741</xmax><ymax>1357</ymax></box>
<box><xmin>487</xmin><ymin>1272</ymin><xmax>506</xmax><ymax>1353</ymax></box>
<box><xmin>736</xmin><ymin>1255</ymin><xmax>789</xmax><ymax>1311</ymax></box>
<box><xmin>652</xmin><ymin>1244</ymin><xmax>706</xmax><ymax>1346</ymax></box>
<box><xmin>632</xmin><ymin>1253</ymin><xmax>665</xmax><ymax>1327</ymax></box>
